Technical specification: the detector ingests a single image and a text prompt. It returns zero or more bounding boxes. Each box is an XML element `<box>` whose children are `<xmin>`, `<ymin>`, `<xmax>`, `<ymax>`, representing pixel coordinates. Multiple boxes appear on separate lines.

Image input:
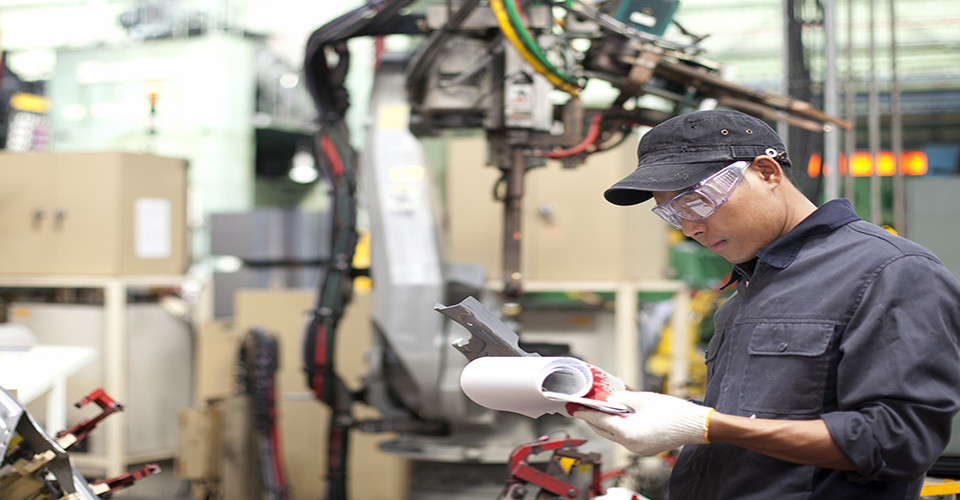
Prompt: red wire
<box><xmin>311</xmin><ymin>324</ymin><xmax>327</xmax><ymax>400</ymax></box>
<box><xmin>321</xmin><ymin>134</ymin><xmax>344</xmax><ymax>176</ymax></box>
<box><xmin>374</xmin><ymin>36</ymin><xmax>385</xmax><ymax>70</ymax></box>
<box><xmin>268</xmin><ymin>380</ymin><xmax>288</xmax><ymax>497</ymax></box>
<box><xmin>328</xmin><ymin>427</ymin><xmax>344</xmax><ymax>469</ymax></box>
<box><xmin>599</xmin><ymin>469</ymin><xmax>626</xmax><ymax>483</ymax></box>
<box><xmin>511</xmin><ymin>0</ymin><xmax>529</xmax><ymax>26</ymax></box>
<box><xmin>545</xmin><ymin>114</ymin><xmax>603</xmax><ymax>158</ymax></box>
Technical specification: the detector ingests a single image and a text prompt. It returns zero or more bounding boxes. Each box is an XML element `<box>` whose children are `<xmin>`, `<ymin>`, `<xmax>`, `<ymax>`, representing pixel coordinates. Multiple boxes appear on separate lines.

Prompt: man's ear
<box><xmin>753</xmin><ymin>156</ymin><xmax>784</xmax><ymax>188</ymax></box>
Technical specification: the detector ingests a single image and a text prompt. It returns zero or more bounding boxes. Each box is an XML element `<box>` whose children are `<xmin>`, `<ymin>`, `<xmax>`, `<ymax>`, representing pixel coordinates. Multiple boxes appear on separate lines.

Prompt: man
<box><xmin>572</xmin><ymin>109</ymin><xmax>960</xmax><ymax>499</ymax></box>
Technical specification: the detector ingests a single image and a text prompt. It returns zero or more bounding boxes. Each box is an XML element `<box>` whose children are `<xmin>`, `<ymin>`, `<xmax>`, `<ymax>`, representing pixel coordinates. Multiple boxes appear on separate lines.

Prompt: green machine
<box><xmin>614</xmin><ymin>0</ymin><xmax>681</xmax><ymax>36</ymax></box>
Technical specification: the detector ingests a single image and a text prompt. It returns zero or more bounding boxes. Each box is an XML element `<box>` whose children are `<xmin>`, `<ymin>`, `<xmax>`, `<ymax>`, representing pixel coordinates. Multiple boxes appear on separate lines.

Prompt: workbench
<box><xmin>0</xmin><ymin>344</ymin><xmax>96</xmax><ymax>432</ymax></box>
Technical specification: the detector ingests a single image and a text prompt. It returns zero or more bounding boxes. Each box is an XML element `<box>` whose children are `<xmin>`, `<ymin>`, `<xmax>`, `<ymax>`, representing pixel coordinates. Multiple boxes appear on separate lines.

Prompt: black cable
<box><xmin>237</xmin><ymin>329</ymin><xmax>288</xmax><ymax>500</ymax></box>
<box><xmin>303</xmin><ymin>0</ymin><xmax>420</xmax><ymax>121</ymax></box>
<box><xmin>300</xmin><ymin>121</ymin><xmax>357</xmax><ymax>500</ymax></box>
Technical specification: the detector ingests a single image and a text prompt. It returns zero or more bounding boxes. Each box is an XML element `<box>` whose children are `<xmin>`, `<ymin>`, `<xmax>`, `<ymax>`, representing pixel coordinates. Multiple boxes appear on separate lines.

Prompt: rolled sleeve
<box><xmin>824</xmin><ymin>255</ymin><xmax>960</xmax><ymax>482</ymax></box>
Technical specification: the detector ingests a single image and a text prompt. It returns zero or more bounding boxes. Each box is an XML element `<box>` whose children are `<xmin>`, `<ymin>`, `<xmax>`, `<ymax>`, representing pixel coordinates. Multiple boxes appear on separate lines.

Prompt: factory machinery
<box><xmin>298</xmin><ymin>0</ymin><xmax>848</xmax><ymax>499</ymax></box>
<box><xmin>0</xmin><ymin>388</ymin><xmax>158</xmax><ymax>500</ymax></box>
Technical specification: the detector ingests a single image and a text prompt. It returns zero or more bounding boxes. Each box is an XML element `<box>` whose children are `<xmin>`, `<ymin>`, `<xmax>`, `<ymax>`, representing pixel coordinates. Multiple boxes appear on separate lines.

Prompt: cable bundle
<box><xmin>489</xmin><ymin>0</ymin><xmax>582</xmax><ymax>95</ymax></box>
<box><xmin>237</xmin><ymin>328</ymin><xmax>288</xmax><ymax>500</ymax></box>
<box><xmin>300</xmin><ymin>4</ymin><xmax>420</xmax><ymax>500</ymax></box>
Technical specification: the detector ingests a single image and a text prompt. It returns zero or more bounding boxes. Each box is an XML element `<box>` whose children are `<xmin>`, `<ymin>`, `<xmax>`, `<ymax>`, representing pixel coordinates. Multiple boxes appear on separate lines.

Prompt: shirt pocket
<box><xmin>739</xmin><ymin>322</ymin><xmax>836</xmax><ymax>416</ymax></box>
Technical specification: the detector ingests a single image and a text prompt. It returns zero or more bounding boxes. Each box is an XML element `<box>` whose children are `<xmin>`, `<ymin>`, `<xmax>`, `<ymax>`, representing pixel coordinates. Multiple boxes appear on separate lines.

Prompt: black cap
<box><xmin>604</xmin><ymin>109</ymin><xmax>790</xmax><ymax>206</ymax></box>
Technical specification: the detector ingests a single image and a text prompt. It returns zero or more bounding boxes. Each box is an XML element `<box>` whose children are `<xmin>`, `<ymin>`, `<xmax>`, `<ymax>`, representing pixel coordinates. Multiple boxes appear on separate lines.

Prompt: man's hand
<box><xmin>572</xmin><ymin>391</ymin><xmax>714</xmax><ymax>456</ymax></box>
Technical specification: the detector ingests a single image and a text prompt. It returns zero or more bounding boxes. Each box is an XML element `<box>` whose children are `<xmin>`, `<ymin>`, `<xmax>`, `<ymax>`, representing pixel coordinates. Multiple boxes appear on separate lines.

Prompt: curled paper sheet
<box><xmin>459</xmin><ymin>356</ymin><xmax>630</xmax><ymax>418</ymax></box>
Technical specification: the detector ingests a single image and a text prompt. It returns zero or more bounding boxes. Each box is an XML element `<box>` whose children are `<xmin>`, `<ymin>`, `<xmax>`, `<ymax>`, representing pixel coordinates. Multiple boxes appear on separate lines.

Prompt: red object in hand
<box><xmin>565</xmin><ymin>365</ymin><xmax>626</xmax><ymax>415</ymax></box>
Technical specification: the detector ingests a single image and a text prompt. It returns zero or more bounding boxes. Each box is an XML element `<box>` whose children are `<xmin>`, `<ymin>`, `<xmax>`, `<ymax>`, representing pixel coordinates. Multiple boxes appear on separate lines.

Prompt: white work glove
<box><xmin>572</xmin><ymin>391</ymin><xmax>714</xmax><ymax>456</ymax></box>
<box><xmin>564</xmin><ymin>364</ymin><xmax>626</xmax><ymax>415</ymax></box>
<box><xmin>586</xmin><ymin>363</ymin><xmax>626</xmax><ymax>396</ymax></box>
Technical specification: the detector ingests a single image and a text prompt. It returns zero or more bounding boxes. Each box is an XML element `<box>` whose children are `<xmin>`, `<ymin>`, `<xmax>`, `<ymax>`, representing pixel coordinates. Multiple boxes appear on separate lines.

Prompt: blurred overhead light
<box><xmin>289</xmin><ymin>149</ymin><xmax>318</xmax><ymax>184</ymax></box>
<box><xmin>215</xmin><ymin>255</ymin><xmax>244</xmax><ymax>273</ymax></box>
<box><xmin>61</xmin><ymin>104</ymin><xmax>88</xmax><ymax>122</ymax></box>
<box><xmin>808</xmin><ymin>151</ymin><xmax>929</xmax><ymax>177</ymax></box>
<box><xmin>279</xmin><ymin>73</ymin><xmax>299</xmax><ymax>89</ymax></box>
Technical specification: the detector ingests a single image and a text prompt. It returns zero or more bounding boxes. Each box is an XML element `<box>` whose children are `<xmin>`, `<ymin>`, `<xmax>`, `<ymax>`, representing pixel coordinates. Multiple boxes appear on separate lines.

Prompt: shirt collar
<box><xmin>756</xmin><ymin>198</ymin><xmax>861</xmax><ymax>269</ymax></box>
<box><xmin>719</xmin><ymin>198</ymin><xmax>861</xmax><ymax>289</ymax></box>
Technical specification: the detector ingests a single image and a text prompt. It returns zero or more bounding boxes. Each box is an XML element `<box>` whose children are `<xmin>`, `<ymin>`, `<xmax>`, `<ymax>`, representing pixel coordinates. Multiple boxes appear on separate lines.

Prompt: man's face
<box><xmin>651</xmin><ymin>164</ymin><xmax>783</xmax><ymax>264</ymax></box>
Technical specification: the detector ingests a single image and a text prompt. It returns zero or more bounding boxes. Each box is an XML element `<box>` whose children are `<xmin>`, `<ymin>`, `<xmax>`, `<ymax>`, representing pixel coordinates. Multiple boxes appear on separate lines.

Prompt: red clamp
<box><xmin>91</xmin><ymin>464</ymin><xmax>161</xmax><ymax>497</ymax></box>
<box><xmin>503</xmin><ymin>437</ymin><xmax>597</xmax><ymax>500</ymax></box>
<box><xmin>56</xmin><ymin>388</ymin><xmax>125</xmax><ymax>447</ymax></box>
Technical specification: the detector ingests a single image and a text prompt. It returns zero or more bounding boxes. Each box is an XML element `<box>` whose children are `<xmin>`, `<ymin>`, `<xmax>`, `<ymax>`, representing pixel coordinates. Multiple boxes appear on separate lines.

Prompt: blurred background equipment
<box><xmin>299</xmin><ymin>1</ymin><xmax>848</xmax><ymax>499</ymax></box>
<box><xmin>0</xmin><ymin>1</ymin><xmax>957</xmax><ymax>500</ymax></box>
<box><xmin>209</xmin><ymin>208</ymin><xmax>331</xmax><ymax>318</ymax></box>
<box><xmin>496</xmin><ymin>436</ymin><xmax>603</xmax><ymax>500</ymax></box>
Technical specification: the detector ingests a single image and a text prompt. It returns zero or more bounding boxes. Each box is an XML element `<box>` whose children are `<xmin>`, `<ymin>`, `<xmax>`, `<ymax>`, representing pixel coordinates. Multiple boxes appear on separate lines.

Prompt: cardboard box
<box><xmin>446</xmin><ymin>136</ymin><xmax>667</xmax><ymax>283</ymax></box>
<box><xmin>190</xmin><ymin>290</ymin><xmax>408</xmax><ymax>500</ymax></box>
<box><xmin>0</xmin><ymin>151</ymin><xmax>187</xmax><ymax>275</ymax></box>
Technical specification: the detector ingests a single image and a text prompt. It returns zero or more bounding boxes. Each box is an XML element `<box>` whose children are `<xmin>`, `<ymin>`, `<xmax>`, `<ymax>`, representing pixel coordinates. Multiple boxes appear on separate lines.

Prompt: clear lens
<box><xmin>650</xmin><ymin>161</ymin><xmax>750</xmax><ymax>229</ymax></box>
<box><xmin>651</xmin><ymin>204</ymin><xmax>682</xmax><ymax>229</ymax></box>
<box><xmin>702</xmin><ymin>162</ymin><xmax>748</xmax><ymax>195</ymax></box>
<box><xmin>675</xmin><ymin>192</ymin><xmax>716</xmax><ymax>219</ymax></box>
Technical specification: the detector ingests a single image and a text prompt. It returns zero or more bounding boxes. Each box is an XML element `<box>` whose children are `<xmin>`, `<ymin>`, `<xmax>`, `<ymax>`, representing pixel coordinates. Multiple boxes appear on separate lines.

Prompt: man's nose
<box><xmin>680</xmin><ymin>218</ymin><xmax>706</xmax><ymax>237</ymax></box>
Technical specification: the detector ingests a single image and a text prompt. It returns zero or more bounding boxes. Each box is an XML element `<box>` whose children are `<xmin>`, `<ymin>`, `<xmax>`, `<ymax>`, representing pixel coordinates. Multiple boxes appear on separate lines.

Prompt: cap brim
<box><xmin>604</xmin><ymin>162</ymin><xmax>725</xmax><ymax>206</ymax></box>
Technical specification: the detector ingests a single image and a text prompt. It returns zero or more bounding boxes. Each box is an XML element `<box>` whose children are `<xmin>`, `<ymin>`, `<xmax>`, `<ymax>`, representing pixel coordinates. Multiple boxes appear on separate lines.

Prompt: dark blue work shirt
<box><xmin>670</xmin><ymin>199</ymin><xmax>960</xmax><ymax>500</ymax></box>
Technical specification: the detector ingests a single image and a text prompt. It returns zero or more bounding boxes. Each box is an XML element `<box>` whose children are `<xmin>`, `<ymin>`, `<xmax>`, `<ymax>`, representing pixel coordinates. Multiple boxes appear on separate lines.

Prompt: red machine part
<box><xmin>55</xmin><ymin>388</ymin><xmax>125</xmax><ymax>448</ymax></box>
<box><xmin>502</xmin><ymin>437</ymin><xmax>604</xmax><ymax>500</ymax></box>
<box><xmin>91</xmin><ymin>464</ymin><xmax>161</xmax><ymax>497</ymax></box>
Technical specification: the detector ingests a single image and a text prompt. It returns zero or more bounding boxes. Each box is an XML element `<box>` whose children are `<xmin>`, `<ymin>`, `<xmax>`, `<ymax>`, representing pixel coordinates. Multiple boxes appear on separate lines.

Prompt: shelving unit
<box><xmin>0</xmin><ymin>274</ymin><xmax>201</xmax><ymax>477</ymax></box>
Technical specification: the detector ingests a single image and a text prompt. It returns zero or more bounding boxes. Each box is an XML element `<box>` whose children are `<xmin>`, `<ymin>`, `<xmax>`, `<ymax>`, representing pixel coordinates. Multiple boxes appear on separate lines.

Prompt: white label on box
<box><xmin>134</xmin><ymin>198</ymin><xmax>171</xmax><ymax>259</ymax></box>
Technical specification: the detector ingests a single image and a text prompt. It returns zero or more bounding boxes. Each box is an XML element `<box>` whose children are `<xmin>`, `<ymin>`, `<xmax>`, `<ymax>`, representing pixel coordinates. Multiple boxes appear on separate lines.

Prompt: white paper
<box><xmin>540</xmin><ymin>392</ymin><xmax>633</xmax><ymax>415</ymax></box>
<box><xmin>134</xmin><ymin>198</ymin><xmax>172</xmax><ymax>259</ymax></box>
<box><xmin>459</xmin><ymin>356</ymin><xmax>629</xmax><ymax>418</ymax></box>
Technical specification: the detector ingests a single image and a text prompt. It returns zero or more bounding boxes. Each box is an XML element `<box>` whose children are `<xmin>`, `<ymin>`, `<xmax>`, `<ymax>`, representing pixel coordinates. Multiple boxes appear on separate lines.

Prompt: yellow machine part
<box><xmin>922</xmin><ymin>477</ymin><xmax>960</xmax><ymax>496</ymax></box>
<box><xmin>646</xmin><ymin>288</ymin><xmax>721</xmax><ymax>396</ymax></box>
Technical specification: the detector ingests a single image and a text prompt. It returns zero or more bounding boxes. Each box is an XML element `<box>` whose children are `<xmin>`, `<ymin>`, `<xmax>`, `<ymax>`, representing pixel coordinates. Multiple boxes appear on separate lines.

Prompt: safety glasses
<box><xmin>651</xmin><ymin>161</ymin><xmax>751</xmax><ymax>229</ymax></box>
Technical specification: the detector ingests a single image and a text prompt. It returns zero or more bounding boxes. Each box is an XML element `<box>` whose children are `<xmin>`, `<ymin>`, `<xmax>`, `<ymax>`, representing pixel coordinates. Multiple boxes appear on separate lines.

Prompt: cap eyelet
<box><xmin>720</xmin><ymin>129</ymin><xmax>729</xmax><ymax>135</ymax></box>
<box><xmin>746</xmin><ymin>129</ymin><xmax>753</xmax><ymax>134</ymax></box>
<box><xmin>765</xmin><ymin>148</ymin><xmax>778</xmax><ymax>157</ymax></box>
